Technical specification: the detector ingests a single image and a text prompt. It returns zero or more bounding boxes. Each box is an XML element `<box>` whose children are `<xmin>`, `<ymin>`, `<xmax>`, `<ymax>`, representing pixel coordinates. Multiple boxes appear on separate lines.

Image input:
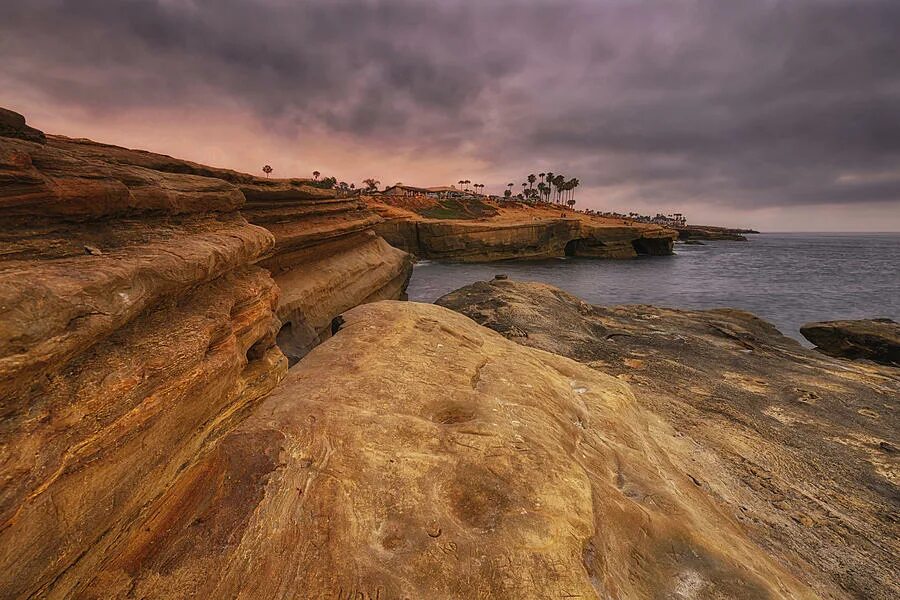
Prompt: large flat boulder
<box><xmin>801</xmin><ymin>318</ymin><xmax>900</xmax><ymax>366</ymax></box>
<box><xmin>437</xmin><ymin>279</ymin><xmax>900</xmax><ymax>600</ymax></box>
<box><xmin>70</xmin><ymin>301</ymin><xmax>813</xmax><ymax>599</ymax></box>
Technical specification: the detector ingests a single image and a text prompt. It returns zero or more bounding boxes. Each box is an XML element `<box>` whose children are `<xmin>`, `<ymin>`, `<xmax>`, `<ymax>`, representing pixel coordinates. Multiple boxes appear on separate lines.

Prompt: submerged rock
<box><xmin>800</xmin><ymin>318</ymin><xmax>899</xmax><ymax>366</ymax></box>
<box><xmin>438</xmin><ymin>279</ymin><xmax>900</xmax><ymax>600</ymax></box>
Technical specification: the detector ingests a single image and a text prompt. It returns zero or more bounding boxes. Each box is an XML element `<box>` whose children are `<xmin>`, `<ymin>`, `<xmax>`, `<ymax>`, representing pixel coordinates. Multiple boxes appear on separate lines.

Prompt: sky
<box><xmin>2</xmin><ymin>0</ymin><xmax>899</xmax><ymax>231</ymax></box>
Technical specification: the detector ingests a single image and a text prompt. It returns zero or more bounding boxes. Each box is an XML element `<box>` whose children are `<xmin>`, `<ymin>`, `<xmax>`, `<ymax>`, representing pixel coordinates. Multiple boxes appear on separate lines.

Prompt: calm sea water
<box><xmin>407</xmin><ymin>233</ymin><xmax>900</xmax><ymax>343</ymax></box>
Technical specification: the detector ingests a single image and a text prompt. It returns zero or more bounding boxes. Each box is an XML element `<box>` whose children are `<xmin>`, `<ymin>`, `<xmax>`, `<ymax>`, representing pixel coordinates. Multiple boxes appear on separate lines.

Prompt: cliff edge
<box><xmin>367</xmin><ymin>196</ymin><xmax>677</xmax><ymax>261</ymax></box>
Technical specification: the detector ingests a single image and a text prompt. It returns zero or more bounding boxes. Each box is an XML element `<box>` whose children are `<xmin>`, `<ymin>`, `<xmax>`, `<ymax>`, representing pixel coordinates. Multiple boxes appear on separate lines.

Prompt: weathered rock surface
<box><xmin>0</xmin><ymin>120</ymin><xmax>288</xmax><ymax>598</ymax></box>
<box><xmin>0</xmin><ymin>108</ymin><xmax>46</xmax><ymax>144</ymax></box>
<box><xmin>368</xmin><ymin>197</ymin><xmax>676</xmax><ymax>261</ymax></box>
<box><xmin>0</xmin><ymin>111</ymin><xmax>411</xmax><ymax>597</ymax></box>
<box><xmin>242</xmin><ymin>183</ymin><xmax>412</xmax><ymax>364</ymax></box>
<box><xmin>801</xmin><ymin>318</ymin><xmax>900</xmax><ymax>366</ymax></box>
<box><xmin>438</xmin><ymin>280</ymin><xmax>900</xmax><ymax>600</ymax></box>
<box><xmin>67</xmin><ymin>301</ymin><xmax>814</xmax><ymax>599</ymax></box>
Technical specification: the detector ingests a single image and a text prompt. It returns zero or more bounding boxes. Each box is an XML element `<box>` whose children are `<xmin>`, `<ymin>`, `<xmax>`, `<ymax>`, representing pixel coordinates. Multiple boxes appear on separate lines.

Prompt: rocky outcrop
<box><xmin>63</xmin><ymin>301</ymin><xmax>815</xmax><ymax>599</ymax></box>
<box><xmin>0</xmin><ymin>111</ymin><xmax>412</xmax><ymax>597</ymax></box>
<box><xmin>801</xmin><ymin>318</ymin><xmax>900</xmax><ymax>366</ymax></box>
<box><xmin>375</xmin><ymin>216</ymin><xmax>676</xmax><ymax>261</ymax></box>
<box><xmin>676</xmin><ymin>225</ymin><xmax>755</xmax><ymax>241</ymax></box>
<box><xmin>0</xmin><ymin>107</ymin><xmax>46</xmax><ymax>143</ymax></box>
<box><xmin>0</xmin><ymin>119</ymin><xmax>287</xmax><ymax>598</ymax></box>
<box><xmin>43</xmin><ymin>131</ymin><xmax>413</xmax><ymax>365</ymax></box>
<box><xmin>438</xmin><ymin>279</ymin><xmax>900</xmax><ymax>600</ymax></box>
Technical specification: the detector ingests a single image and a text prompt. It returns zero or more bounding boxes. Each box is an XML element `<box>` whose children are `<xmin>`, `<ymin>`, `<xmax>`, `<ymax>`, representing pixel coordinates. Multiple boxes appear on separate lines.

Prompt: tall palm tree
<box><xmin>553</xmin><ymin>174</ymin><xmax>565</xmax><ymax>204</ymax></box>
<box><xmin>464</xmin><ymin>179</ymin><xmax>471</xmax><ymax>192</ymax></box>
<box><xmin>537</xmin><ymin>182</ymin><xmax>546</xmax><ymax>202</ymax></box>
<box><xmin>458</xmin><ymin>179</ymin><xmax>465</xmax><ymax>190</ymax></box>
<box><xmin>527</xmin><ymin>174</ymin><xmax>536</xmax><ymax>191</ymax></box>
<box><xmin>544</xmin><ymin>172</ymin><xmax>554</xmax><ymax>203</ymax></box>
<box><xmin>262</xmin><ymin>165</ymin><xmax>273</xmax><ymax>178</ymax></box>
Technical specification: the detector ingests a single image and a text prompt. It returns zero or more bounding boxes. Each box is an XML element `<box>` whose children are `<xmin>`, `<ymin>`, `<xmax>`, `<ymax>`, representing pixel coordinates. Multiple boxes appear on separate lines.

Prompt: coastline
<box><xmin>2</xmin><ymin>109</ymin><xmax>898</xmax><ymax>599</ymax></box>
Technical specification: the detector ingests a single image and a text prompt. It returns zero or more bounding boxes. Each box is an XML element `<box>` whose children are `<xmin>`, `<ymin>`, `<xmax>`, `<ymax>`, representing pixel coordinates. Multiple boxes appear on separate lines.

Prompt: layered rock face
<box><xmin>67</xmin><ymin>301</ymin><xmax>814</xmax><ymax>599</ymax></box>
<box><xmin>376</xmin><ymin>217</ymin><xmax>675</xmax><ymax>261</ymax></box>
<box><xmin>0</xmin><ymin>110</ymin><xmax>412</xmax><ymax>597</ymax></box>
<box><xmin>368</xmin><ymin>198</ymin><xmax>676</xmax><ymax>261</ymax></box>
<box><xmin>33</xmin><ymin>124</ymin><xmax>412</xmax><ymax>365</ymax></box>
<box><xmin>0</xmin><ymin>116</ymin><xmax>288</xmax><ymax>597</ymax></box>
<box><xmin>438</xmin><ymin>279</ymin><xmax>900</xmax><ymax>599</ymax></box>
<box><xmin>801</xmin><ymin>318</ymin><xmax>899</xmax><ymax>366</ymax></box>
<box><xmin>241</xmin><ymin>184</ymin><xmax>412</xmax><ymax>364</ymax></box>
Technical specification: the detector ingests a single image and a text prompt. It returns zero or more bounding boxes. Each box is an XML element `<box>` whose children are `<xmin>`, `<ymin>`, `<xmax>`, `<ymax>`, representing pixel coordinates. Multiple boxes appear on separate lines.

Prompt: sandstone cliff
<box><xmin>0</xmin><ymin>110</ymin><xmax>411</xmax><ymax>597</ymax></box>
<box><xmin>438</xmin><ymin>279</ymin><xmax>900</xmax><ymax>599</ymax></box>
<box><xmin>0</xmin><ymin>116</ymin><xmax>287</xmax><ymax>598</ymax></box>
<box><xmin>241</xmin><ymin>183</ymin><xmax>412</xmax><ymax>364</ymax></box>
<box><xmin>368</xmin><ymin>197</ymin><xmax>676</xmax><ymax>261</ymax></box>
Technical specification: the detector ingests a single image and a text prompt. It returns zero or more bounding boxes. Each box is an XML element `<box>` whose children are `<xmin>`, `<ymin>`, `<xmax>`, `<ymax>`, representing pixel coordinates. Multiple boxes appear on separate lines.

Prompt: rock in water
<box><xmin>800</xmin><ymin>319</ymin><xmax>900</xmax><ymax>366</ymax></box>
<box><xmin>71</xmin><ymin>301</ymin><xmax>813</xmax><ymax>599</ymax></box>
<box><xmin>437</xmin><ymin>279</ymin><xmax>899</xmax><ymax>600</ymax></box>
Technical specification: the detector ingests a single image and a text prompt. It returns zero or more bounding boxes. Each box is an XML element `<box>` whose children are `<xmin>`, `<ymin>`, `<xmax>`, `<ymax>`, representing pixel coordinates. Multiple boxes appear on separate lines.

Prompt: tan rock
<box><xmin>71</xmin><ymin>301</ymin><xmax>813</xmax><ymax>599</ymax></box>
<box><xmin>367</xmin><ymin>197</ymin><xmax>676</xmax><ymax>261</ymax></box>
<box><xmin>438</xmin><ymin>279</ymin><xmax>900</xmax><ymax>599</ymax></box>
<box><xmin>0</xmin><ymin>111</ymin><xmax>412</xmax><ymax>596</ymax></box>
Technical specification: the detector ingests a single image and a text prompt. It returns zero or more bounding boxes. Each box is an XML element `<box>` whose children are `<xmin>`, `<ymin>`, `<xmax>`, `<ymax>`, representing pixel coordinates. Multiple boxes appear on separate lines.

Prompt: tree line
<box><xmin>260</xmin><ymin>166</ymin><xmax>579</xmax><ymax>206</ymax></box>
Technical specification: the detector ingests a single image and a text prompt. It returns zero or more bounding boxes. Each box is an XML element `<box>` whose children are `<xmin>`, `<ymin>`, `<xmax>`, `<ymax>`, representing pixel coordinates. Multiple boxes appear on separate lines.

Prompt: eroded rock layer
<box><xmin>0</xmin><ymin>110</ymin><xmax>412</xmax><ymax>597</ymax></box>
<box><xmin>241</xmin><ymin>184</ymin><xmax>412</xmax><ymax>363</ymax></box>
<box><xmin>68</xmin><ymin>301</ymin><xmax>814</xmax><ymax>599</ymax></box>
<box><xmin>438</xmin><ymin>279</ymin><xmax>900</xmax><ymax>600</ymax></box>
<box><xmin>0</xmin><ymin>118</ymin><xmax>288</xmax><ymax>598</ymax></box>
<box><xmin>367</xmin><ymin>198</ymin><xmax>676</xmax><ymax>261</ymax></box>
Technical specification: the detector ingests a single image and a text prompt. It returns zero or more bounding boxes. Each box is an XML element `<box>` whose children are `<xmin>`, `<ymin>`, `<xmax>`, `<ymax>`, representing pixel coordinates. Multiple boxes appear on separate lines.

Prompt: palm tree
<box><xmin>312</xmin><ymin>170</ymin><xmax>320</xmax><ymax>181</ymax></box>
<box><xmin>262</xmin><ymin>165</ymin><xmax>273</xmax><ymax>178</ymax></box>
<box><xmin>544</xmin><ymin>172</ymin><xmax>554</xmax><ymax>203</ymax></box>
<box><xmin>528</xmin><ymin>174</ymin><xmax>536</xmax><ymax>192</ymax></box>
<box><xmin>537</xmin><ymin>182</ymin><xmax>546</xmax><ymax>202</ymax></box>
<box><xmin>553</xmin><ymin>174</ymin><xmax>566</xmax><ymax>204</ymax></box>
<box><xmin>362</xmin><ymin>178</ymin><xmax>380</xmax><ymax>191</ymax></box>
<box><xmin>464</xmin><ymin>179</ymin><xmax>471</xmax><ymax>192</ymax></box>
<box><xmin>458</xmin><ymin>179</ymin><xmax>465</xmax><ymax>190</ymax></box>
<box><xmin>507</xmin><ymin>183</ymin><xmax>514</xmax><ymax>196</ymax></box>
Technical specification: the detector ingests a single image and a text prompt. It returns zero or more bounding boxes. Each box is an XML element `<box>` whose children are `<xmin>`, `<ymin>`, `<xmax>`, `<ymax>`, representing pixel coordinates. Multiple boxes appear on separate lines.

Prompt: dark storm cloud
<box><xmin>2</xmin><ymin>0</ymin><xmax>899</xmax><ymax>209</ymax></box>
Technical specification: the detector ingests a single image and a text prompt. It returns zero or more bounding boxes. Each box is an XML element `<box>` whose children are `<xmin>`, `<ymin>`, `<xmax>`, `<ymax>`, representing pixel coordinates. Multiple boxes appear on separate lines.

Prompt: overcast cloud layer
<box><xmin>2</xmin><ymin>0</ymin><xmax>899</xmax><ymax>230</ymax></box>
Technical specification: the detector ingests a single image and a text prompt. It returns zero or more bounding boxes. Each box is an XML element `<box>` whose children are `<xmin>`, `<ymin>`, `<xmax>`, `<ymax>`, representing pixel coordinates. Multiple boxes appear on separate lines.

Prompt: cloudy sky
<box><xmin>2</xmin><ymin>0</ymin><xmax>899</xmax><ymax>230</ymax></box>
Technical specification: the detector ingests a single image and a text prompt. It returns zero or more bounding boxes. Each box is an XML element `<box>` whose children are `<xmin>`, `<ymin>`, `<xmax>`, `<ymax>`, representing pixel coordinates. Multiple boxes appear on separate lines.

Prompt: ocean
<box><xmin>407</xmin><ymin>233</ymin><xmax>900</xmax><ymax>344</ymax></box>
